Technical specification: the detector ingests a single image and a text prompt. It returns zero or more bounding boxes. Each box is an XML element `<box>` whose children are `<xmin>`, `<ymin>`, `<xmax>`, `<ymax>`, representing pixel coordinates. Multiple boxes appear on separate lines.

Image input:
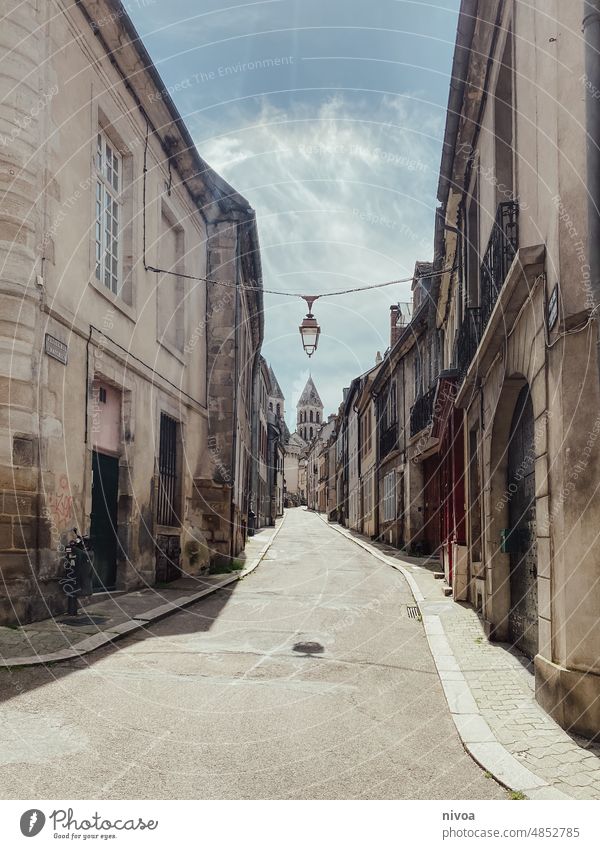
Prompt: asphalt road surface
<box><xmin>0</xmin><ymin>509</ymin><xmax>506</xmax><ymax>799</ymax></box>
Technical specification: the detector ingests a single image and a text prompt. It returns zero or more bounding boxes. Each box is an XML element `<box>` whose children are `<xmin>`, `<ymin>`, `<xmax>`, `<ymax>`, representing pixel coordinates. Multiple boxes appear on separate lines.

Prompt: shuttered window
<box><xmin>383</xmin><ymin>471</ymin><xmax>396</xmax><ymax>523</ymax></box>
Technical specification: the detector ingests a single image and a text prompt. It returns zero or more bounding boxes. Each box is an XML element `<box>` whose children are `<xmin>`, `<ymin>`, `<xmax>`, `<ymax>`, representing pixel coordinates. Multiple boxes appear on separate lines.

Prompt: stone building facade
<box><xmin>252</xmin><ymin>358</ymin><xmax>271</xmax><ymax>528</ymax></box>
<box><xmin>431</xmin><ymin>0</ymin><xmax>600</xmax><ymax>737</ymax></box>
<box><xmin>0</xmin><ymin>0</ymin><xmax>263</xmax><ymax>624</ymax></box>
<box><xmin>283</xmin><ymin>431</ymin><xmax>307</xmax><ymax>504</ymax></box>
<box><xmin>250</xmin><ymin>358</ymin><xmax>285</xmax><ymax>528</ymax></box>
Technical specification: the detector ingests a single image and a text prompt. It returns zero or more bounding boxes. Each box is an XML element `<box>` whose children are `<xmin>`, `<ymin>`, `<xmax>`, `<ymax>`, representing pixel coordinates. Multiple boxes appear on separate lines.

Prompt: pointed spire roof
<box><xmin>298</xmin><ymin>376</ymin><xmax>323</xmax><ymax>409</ymax></box>
<box><xmin>268</xmin><ymin>365</ymin><xmax>284</xmax><ymax>399</ymax></box>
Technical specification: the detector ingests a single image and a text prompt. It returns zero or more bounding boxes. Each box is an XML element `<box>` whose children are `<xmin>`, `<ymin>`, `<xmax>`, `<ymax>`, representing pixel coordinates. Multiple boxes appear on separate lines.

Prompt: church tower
<box><xmin>297</xmin><ymin>376</ymin><xmax>324</xmax><ymax>443</ymax></box>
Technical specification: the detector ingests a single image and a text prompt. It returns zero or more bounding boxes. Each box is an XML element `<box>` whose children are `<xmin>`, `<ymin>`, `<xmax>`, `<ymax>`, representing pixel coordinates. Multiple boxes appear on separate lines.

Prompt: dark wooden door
<box><xmin>507</xmin><ymin>386</ymin><xmax>538</xmax><ymax>659</ymax></box>
<box><xmin>90</xmin><ymin>451</ymin><xmax>119</xmax><ymax>591</ymax></box>
<box><xmin>423</xmin><ymin>456</ymin><xmax>441</xmax><ymax>554</ymax></box>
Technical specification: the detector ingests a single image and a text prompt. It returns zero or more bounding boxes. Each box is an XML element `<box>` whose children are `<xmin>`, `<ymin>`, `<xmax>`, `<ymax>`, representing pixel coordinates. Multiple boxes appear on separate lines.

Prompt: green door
<box><xmin>90</xmin><ymin>451</ymin><xmax>119</xmax><ymax>590</ymax></box>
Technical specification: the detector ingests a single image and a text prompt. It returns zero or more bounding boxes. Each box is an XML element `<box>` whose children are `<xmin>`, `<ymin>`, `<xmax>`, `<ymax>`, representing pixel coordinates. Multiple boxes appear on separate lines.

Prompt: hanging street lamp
<box><xmin>299</xmin><ymin>295</ymin><xmax>321</xmax><ymax>357</ymax></box>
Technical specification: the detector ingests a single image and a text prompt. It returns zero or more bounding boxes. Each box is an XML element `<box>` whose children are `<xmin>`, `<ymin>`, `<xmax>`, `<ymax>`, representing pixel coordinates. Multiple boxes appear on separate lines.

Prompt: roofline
<box><xmin>77</xmin><ymin>0</ymin><xmax>254</xmax><ymax>217</ymax></box>
<box><xmin>437</xmin><ymin>0</ymin><xmax>478</xmax><ymax>205</ymax></box>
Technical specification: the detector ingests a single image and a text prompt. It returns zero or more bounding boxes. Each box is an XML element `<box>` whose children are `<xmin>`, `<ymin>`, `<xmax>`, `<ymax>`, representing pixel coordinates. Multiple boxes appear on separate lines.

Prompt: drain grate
<box><xmin>406</xmin><ymin>605</ymin><xmax>421</xmax><ymax>620</ymax></box>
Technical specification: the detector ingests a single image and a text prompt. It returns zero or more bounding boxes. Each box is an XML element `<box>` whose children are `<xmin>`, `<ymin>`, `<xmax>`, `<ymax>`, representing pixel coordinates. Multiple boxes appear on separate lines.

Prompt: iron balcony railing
<box><xmin>479</xmin><ymin>200</ymin><xmax>519</xmax><ymax>331</ymax></box>
<box><xmin>455</xmin><ymin>200</ymin><xmax>519</xmax><ymax>384</ymax></box>
<box><xmin>379</xmin><ymin>422</ymin><xmax>398</xmax><ymax>460</ymax></box>
<box><xmin>410</xmin><ymin>385</ymin><xmax>436</xmax><ymax>437</ymax></box>
<box><xmin>455</xmin><ymin>307</ymin><xmax>481</xmax><ymax>382</ymax></box>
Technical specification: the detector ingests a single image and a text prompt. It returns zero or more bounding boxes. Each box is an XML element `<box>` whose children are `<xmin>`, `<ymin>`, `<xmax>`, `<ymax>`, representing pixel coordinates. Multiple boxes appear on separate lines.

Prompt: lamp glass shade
<box><xmin>299</xmin><ymin>315</ymin><xmax>320</xmax><ymax>357</ymax></box>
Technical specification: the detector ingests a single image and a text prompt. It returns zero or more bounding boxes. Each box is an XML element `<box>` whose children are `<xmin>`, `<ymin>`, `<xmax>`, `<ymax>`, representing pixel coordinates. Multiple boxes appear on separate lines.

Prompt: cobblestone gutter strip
<box><xmin>318</xmin><ymin>514</ymin><xmax>573</xmax><ymax>801</ymax></box>
<box><xmin>0</xmin><ymin>514</ymin><xmax>286</xmax><ymax>670</ymax></box>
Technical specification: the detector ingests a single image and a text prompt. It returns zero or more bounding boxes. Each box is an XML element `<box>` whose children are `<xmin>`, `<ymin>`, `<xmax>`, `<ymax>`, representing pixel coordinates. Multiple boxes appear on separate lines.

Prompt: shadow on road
<box><xmin>0</xmin><ymin>583</ymin><xmax>239</xmax><ymax>706</ymax></box>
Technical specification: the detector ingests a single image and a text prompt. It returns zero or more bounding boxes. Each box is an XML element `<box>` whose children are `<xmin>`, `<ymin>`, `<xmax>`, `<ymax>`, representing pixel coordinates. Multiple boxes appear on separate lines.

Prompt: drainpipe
<box><xmin>229</xmin><ymin>244</ymin><xmax>240</xmax><ymax>560</ymax></box>
<box><xmin>584</xmin><ymin>0</ymin><xmax>600</xmax><ymax>380</ymax></box>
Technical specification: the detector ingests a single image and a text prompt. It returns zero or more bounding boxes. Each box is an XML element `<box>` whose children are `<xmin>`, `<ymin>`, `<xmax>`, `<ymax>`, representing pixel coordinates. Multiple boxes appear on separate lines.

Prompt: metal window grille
<box><xmin>157</xmin><ymin>413</ymin><xmax>179</xmax><ymax>526</ymax></box>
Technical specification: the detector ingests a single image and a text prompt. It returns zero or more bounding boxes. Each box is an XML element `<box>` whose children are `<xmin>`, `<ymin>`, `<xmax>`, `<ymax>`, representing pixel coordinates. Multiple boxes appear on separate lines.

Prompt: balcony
<box><xmin>410</xmin><ymin>385</ymin><xmax>436</xmax><ymax>437</ymax></box>
<box><xmin>379</xmin><ymin>422</ymin><xmax>398</xmax><ymax>460</ymax></box>
<box><xmin>455</xmin><ymin>307</ymin><xmax>481</xmax><ymax>382</ymax></box>
<box><xmin>454</xmin><ymin>201</ymin><xmax>519</xmax><ymax>387</ymax></box>
<box><xmin>479</xmin><ymin>200</ymin><xmax>519</xmax><ymax>331</ymax></box>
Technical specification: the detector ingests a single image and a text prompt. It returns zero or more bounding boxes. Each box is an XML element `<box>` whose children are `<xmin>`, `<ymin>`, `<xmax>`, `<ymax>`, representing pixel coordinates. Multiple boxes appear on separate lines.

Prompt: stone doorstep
<box><xmin>0</xmin><ymin>515</ymin><xmax>286</xmax><ymax>669</ymax></box>
<box><xmin>318</xmin><ymin>515</ymin><xmax>583</xmax><ymax>801</ymax></box>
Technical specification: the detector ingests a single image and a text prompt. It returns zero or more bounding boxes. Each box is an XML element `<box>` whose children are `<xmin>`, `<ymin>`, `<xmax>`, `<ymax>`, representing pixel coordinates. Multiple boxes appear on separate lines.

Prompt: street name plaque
<box><xmin>45</xmin><ymin>333</ymin><xmax>68</xmax><ymax>365</ymax></box>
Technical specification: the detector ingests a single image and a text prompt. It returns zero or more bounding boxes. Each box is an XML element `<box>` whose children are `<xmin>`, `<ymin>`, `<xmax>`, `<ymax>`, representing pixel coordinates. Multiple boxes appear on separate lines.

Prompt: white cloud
<box><xmin>196</xmin><ymin>93</ymin><xmax>441</xmax><ymax>422</ymax></box>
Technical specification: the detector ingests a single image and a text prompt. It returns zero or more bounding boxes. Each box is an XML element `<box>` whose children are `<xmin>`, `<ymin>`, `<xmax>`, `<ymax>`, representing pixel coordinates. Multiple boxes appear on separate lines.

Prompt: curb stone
<box><xmin>317</xmin><ymin>513</ymin><xmax>574</xmax><ymax>800</ymax></box>
<box><xmin>0</xmin><ymin>514</ymin><xmax>286</xmax><ymax>670</ymax></box>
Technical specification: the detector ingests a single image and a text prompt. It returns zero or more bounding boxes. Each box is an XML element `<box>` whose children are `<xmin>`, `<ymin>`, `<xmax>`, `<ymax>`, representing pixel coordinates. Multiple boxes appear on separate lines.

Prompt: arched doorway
<box><xmin>507</xmin><ymin>385</ymin><xmax>538</xmax><ymax>658</ymax></box>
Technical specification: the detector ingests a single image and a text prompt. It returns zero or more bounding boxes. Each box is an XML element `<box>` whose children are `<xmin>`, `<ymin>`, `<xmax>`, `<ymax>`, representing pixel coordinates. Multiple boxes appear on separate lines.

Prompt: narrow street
<box><xmin>0</xmin><ymin>509</ymin><xmax>505</xmax><ymax>800</ymax></box>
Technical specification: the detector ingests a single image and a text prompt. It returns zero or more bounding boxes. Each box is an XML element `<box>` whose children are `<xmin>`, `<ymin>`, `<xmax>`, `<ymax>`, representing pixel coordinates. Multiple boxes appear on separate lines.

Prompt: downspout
<box><xmin>249</xmin><ymin>352</ymin><xmax>261</xmax><ymax>520</ymax></box>
<box><xmin>583</xmin><ymin>0</ymin><xmax>600</xmax><ymax>381</ymax></box>
<box><xmin>373</xmin><ymin>390</ymin><xmax>380</xmax><ymax>540</ymax></box>
<box><xmin>229</xmin><ymin>240</ymin><xmax>240</xmax><ymax>560</ymax></box>
<box><xmin>401</xmin><ymin>357</ymin><xmax>406</xmax><ymax>546</ymax></box>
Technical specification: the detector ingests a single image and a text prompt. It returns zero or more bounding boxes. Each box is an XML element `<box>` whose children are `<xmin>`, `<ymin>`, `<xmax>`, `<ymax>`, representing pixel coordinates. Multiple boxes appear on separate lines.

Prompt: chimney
<box><xmin>390</xmin><ymin>304</ymin><xmax>400</xmax><ymax>347</ymax></box>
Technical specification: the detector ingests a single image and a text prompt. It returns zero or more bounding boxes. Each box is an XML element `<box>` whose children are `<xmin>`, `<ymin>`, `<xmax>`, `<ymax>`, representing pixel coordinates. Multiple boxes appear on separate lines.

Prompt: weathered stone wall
<box><xmin>0</xmin><ymin>0</ymin><xmax>219</xmax><ymax>623</ymax></box>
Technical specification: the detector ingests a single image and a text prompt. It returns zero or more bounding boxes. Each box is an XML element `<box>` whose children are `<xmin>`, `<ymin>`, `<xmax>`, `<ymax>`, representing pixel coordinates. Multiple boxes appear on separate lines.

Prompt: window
<box><xmin>361</xmin><ymin>409</ymin><xmax>372</xmax><ymax>458</ymax></box>
<box><xmin>310</xmin><ymin>410</ymin><xmax>313</xmax><ymax>422</ymax></box>
<box><xmin>95</xmin><ymin>131</ymin><xmax>121</xmax><ymax>295</ymax></box>
<box><xmin>414</xmin><ymin>349</ymin><xmax>422</xmax><ymax>400</ymax></box>
<box><xmin>276</xmin><ymin>403</ymin><xmax>281</xmax><ymax>416</ymax></box>
<box><xmin>380</xmin><ymin>380</ymin><xmax>397</xmax><ymax>433</ymax></box>
<box><xmin>310</xmin><ymin>426</ymin><xmax>313</xmax><ymax>439</ymax></box>
<box><xmin>494</xmin><ymin>29</ymin><xmax>514</xmax><ymax>205</ymax></box>
<box><xmin>428</xmin><ymin>334</ymin><xmax>440</xmax><ymax>387</ymax></box>
<box><xmin>363</xmin><ymin>472</ymin><xmax>373</xmax><ymax>521</ymax></box>
<box><xmin>383</xmin><ymin>471</ymin><xmax>396</xmax><ymax>523</ymax></box>
<box><xmin>157</xmin><ymin>413</ymin><xmax>179</xmax><ymax>526</ymax></box>
<box><xmin>465</xmin><ymin>174</ymin><xmax>480</xmax><ymax>306</ymax></box>
<box><xmin>316</xmin><ymin>411</ymin><xmax>320</xmax><ymax>423</ymax></box>
<box><xmin>158</xmin><ymin>206</ymin><xmax>185</xmax><ymax>351</ymax></box>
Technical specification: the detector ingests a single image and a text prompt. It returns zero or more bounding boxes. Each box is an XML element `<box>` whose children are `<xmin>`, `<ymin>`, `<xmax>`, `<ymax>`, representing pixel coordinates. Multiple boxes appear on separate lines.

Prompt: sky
<box><xmin>127</xmin><ymin>0</ymin><xmax>461</xmax><ymax>430</ymax></box>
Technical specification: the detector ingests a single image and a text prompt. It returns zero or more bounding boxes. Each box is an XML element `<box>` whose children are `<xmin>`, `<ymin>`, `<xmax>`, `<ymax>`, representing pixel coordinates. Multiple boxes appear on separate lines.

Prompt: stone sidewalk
<box><xmin>0</xmin><ymin>518</ymin><xmax>284</xmax><ymax>668</ymax></box>
<box><xmin>322</xmin><ymin>516</ymin><xmax>600</xmax><ymax>800</ymax></box>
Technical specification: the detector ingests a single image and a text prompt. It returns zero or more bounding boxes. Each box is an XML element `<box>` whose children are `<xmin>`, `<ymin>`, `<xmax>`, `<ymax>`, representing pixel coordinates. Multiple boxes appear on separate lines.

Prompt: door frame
<box><xmin>83</xmin><ymin>368</ymin><xmax>133</xmax><ymax>593</ymax></box>
<box><xmin>90</xmin><ymin>449</ymin><xmax>120</xmax><ymax>591</ymax></box>
<box><xmin>507</xmin><ymin>385</ymin><xmax>539</xmax><ymax>658</ymax></box>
